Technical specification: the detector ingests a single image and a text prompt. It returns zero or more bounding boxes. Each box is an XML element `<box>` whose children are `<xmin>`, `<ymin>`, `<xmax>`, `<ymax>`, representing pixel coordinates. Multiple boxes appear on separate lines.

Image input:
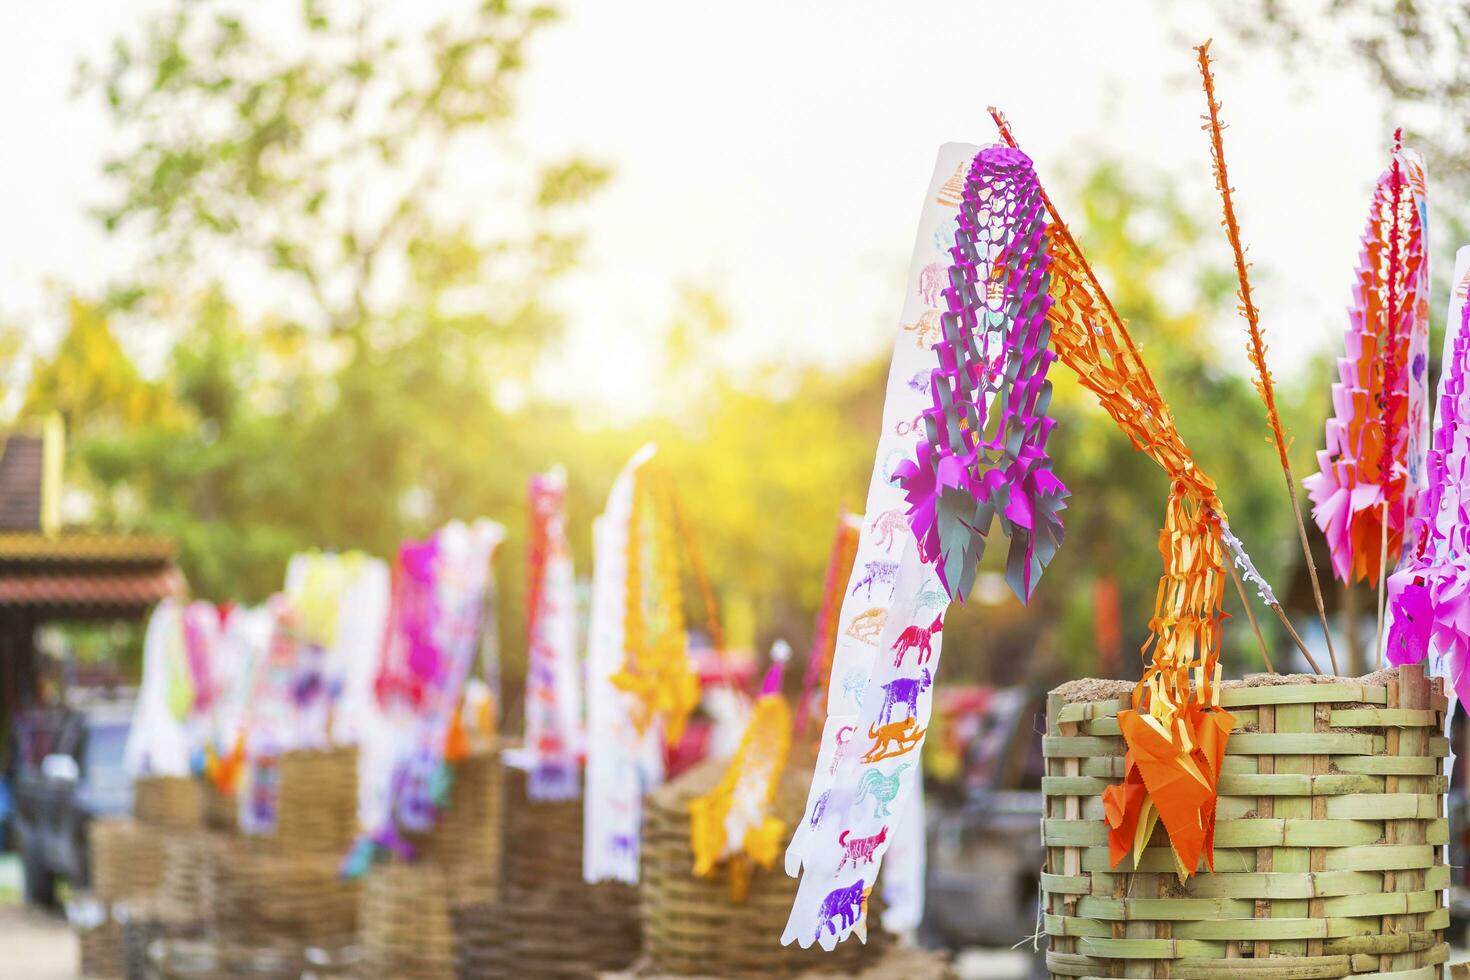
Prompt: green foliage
<box><xmin>31</xmin><ymin>0</ymin><xmax>1331</xmax><ymax>690</ymax></box>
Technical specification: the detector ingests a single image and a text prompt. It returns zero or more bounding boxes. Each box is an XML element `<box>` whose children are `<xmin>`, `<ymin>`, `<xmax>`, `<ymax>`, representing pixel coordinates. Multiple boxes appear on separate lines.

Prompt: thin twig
<box><xmin>1194</xmin><ymin>39</ymin><xmax>1339</xmax><ymax>674</ymax></box>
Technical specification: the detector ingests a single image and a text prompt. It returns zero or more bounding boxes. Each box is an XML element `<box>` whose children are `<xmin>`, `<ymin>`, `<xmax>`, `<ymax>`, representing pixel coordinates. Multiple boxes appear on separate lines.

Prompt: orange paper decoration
<box><xmin>992</xmin><ymin>108</ymin><xmax>1236</xmax><ymax>878</ymax></box>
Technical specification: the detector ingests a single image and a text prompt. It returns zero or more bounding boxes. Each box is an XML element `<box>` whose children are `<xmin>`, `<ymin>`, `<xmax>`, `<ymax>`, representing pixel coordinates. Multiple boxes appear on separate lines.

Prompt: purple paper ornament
<box><xmin>894</xmin><ymin>146</ymin><xmax>1066</xmax><ymax>603</ymax></box>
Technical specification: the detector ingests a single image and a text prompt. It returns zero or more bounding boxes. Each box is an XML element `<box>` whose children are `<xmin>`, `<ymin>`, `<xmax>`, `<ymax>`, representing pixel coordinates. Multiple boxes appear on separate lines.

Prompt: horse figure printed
<box><xmin>854</xmin><ymin>763</ymin><xmax>910</xmax><ymax>818</ymax></box>
<box><xmin>845</xmin><ymin>608</ymin><xmax>886</xmax><ymax>645</ymax></box>
<box><xmin>850</xmin><ymin>560</ymin><xmax>900</xmax><ymax>601</ymax></box>
<box><xmin>836</xmin><ymin>826</ymin><xmax>888</xmax><ymax>873</ymax></box>
<box><xmin>814</xmin><ymin>879</ymin><xmax>866</xmax><ymax>942</ymax></box>
<box><xmin>862</xmin><ymin>717</ymin><xmax>925</xmax><ymax>764</ymax></box>
<box><xmin>877</xmin><ymin>667</ymin><xmax>931</xmax><ymax>725</ymax></box>
<box><xmin>917</xmin><ymin>262</ymin><xmax>945</xmax><ymax>305</ymax></box>
<box><xmin>903</xmin><ymin>308</ymin><xmax>942</xmax><ymax>348</ymax></box>
<box><xmin>892</xmin><ymin>615</ymin><xmax>943</xmax><ymax>667</ymax></box>
<box><xmin>870</xmin><ymin>510</ymin><xmax>907</xmax><ymax>553</ymax></box>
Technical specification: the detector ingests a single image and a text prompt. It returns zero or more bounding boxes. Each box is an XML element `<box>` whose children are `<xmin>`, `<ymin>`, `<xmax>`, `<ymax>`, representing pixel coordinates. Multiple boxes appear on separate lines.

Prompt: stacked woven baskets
<box><xmin>359</xmin><ymin>746</ymin><xmax>501</xmax><ymax>980</ymax></box>
<box><xmin>1041</xmin><ymin>663</ymin><xmax>1450</xmax><ymax>979</ymax></box>
<box><xmin>276</xmin><ymin>747</ymin><xmax>359</xmax><ymax>855</ymax></box>
<box><xmin>134</xmin><ymin>775</ymin><xmax>205</xmax><ymax>830</ymax></box>
<box><xmin>78</xmin><ymin>811</ymin><xmax>174</xmax><ymax>978</ymax></box>
<box><xmin>453</xmin><ymin>760</ymin><xmax>641</xmax><ymax>979</ymax></box>
<box><xmin>210</xmin><ymin>745</ymin><xmax>360</xmax><ymax>952</ymax></box>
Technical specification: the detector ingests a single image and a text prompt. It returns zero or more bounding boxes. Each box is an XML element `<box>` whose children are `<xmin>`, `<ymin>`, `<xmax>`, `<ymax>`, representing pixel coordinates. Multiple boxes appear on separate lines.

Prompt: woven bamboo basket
<box><xmin>208</xmin><ymin>837</ymin><xmax>357</xmax><ymax>948</ymax></box>
<box><xmin>77</xmin><ymin>904</ymin><xmax>126</xmax><ymax>980</ymax></box>
<box><xmin>1042</xmin><ymin>663</ymin><xmax>1450</xmax><ymax>979</ymax></box>
<box><xmin>118</xmin><ymin>896</ymin><xmax>204</xmax><ymax>980</ymax></box>
<box><xmin>201</xmin><ymin>780</ymin><xmax>237</xmax><ymax>834</ymax></box>
<box><xmin>160</xmin><ymin>830</ymin><xmax>215</xmax><ymax>919</ymax></box>
<box><xmin>91</xmin><ymin>818</ymin><xmax>166</xmax><ymax>903</ymax></box>
<box><xmin>148</xmin><ymin>939</ymin><xmax>303</xmax><ymax>980</ymax></box>
<box><xmin>276</xmin><ymin>747</ymin><xmax>358</xmax><ymax>856</ymax></box>
<box><xmin>134</xmin><ymin>776</ymin><xmax>204</xmax><ymax>831</ymax></box>
<box><xmin>404</xmin><ymin>745</ymin><xmax>502</xmax><ymax>870</ymax></box>
<box><xmin>359</xmin><ymin>861</ymin><xmax>492</xmax><ymax>980</ymax></box>
<box><xmin>451</xmin><ymin>762</ymin><xmax>641</xmax><ymax>979</ymax></box>
<box><xmin>636</xmin><ymin>756</ymin><xmax>893</xmax><ymax>978</ymax></box>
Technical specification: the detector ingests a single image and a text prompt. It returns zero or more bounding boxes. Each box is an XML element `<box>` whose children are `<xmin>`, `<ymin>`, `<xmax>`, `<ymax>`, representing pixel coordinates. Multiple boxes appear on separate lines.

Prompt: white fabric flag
<box><xmin>784</xmin><ymin>144</ymin><xmax>994</xmax><ymax>949</ymax></box>
<box><xmin>584</xmin><ymin>443</ymin><xmax>665</xmax><ymax>883</ymax></box>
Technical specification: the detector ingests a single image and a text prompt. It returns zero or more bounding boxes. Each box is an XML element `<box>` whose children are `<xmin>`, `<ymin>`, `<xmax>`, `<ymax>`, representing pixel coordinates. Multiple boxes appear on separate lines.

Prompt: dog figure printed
<box><xmin>861</xmin><ymin>717</ymin><xmax>925</xmax><ymax>764</ymax></box>
<box><xmin>835</xmin><ymin>826</ymin><xmax>888</xmax><ymax>873</ymax></box>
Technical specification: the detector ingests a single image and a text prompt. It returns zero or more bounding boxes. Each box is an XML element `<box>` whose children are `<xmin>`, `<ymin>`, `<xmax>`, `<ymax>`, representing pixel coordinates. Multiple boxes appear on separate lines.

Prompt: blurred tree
<box><xmin>63</xmin><ymin>0</ymin><xmax>609</xmax><ymax>629</ymax></box>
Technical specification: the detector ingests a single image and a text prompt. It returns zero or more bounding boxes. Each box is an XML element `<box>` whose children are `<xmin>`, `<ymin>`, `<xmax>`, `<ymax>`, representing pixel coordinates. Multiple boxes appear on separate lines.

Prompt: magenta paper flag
<box><xmin>1386</xmin><ymin>245</ymin><xmax>1470</xmax><ymax>702</ymax></box>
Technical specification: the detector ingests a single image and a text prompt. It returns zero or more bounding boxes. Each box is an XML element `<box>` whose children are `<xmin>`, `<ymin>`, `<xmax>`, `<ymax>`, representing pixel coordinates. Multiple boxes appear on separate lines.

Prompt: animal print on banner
<box><xmin>783</xmin><ymin>144</ymin><xmax>988</xmax><ymax>950</ymax></box>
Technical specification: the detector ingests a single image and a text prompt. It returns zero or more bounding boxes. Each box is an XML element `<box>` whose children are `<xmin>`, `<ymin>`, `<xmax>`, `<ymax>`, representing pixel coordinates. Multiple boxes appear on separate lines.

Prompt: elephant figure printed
<box><xmin>835</xmin><ymin>825</ymin><xmax>888</xmax><ymax>873</ymax></box>
<box><xmin>814</xmin><ymin>879</ymin><xmax>866</xmax><ymax>942</ymax></box>
<box><xmin>854</xmin><ymin>763</ymin><xmax>910</xmax><ymax>818</ymax></box>
<box><xmin>892</xmin><ymin>615</ymin><xmax>943</xmax><ymax>667</ymax></box>
<box><xmin>845</xmin><ymin>608</ymin><xmax>887</xmax><ymax>645</ymax></box>
<box><xmin>877</xmin><ymin>667</ymin><xmax>931</xmax><ymax>725</ymax></box>
<box><xmin>917</xmin><ymin>262</ymin><xmax>945</xmax><ymax>305</ymax></box>
<box><xmin>861</xmin><ymin>717</ymin><xmax>926</xmax><ymax>764</ymax></box>
<box><xmin>903</xmin><ymin>308</ymin><xmax>942</xmax><ymax>348</ymax></box>
<box><xmin>870</xmin><ymin>510</ymin><xmax>907</xmax><ymax>553</ymax></box>
<box><xmin>850</xmin><ymin>560</ymin><xmax>900</xmax><ymax>601</ymax></box>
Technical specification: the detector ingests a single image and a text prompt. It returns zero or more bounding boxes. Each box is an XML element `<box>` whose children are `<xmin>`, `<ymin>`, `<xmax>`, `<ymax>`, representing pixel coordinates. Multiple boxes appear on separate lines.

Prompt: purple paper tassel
<box><xmin>895</xmin><ymin>146</ymin><xmax>1067</xmax><ymax>603</ymax></box>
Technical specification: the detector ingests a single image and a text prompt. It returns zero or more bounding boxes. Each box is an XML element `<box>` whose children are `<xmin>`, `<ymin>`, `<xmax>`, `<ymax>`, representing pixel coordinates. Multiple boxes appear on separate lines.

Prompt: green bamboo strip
<box><xmin>1042</xmin><ymin>736</ymin><xmax>1123</xmax><ymax>758</ymax></box>
<box><xmin>1053</xmin><ymin>700</ymin><xmax>1124</xmax><ymax>724</ymax></box>
<box><xmin>1043</xmin><ymin>776</ymin><xmax>1116</xmax><ymax>796</ymax></box>
<box><xmin>1219</xmin><ymin>684</ymin><xmax>1387</xmax><ymax>707</ymax></box>
<box><xmin>1078</xmin><ymin>717</ymin><xmax>1120</xmax><ymax>736</ymax></box>
<box><xmin>1333</xmin><ymin>755</ymin><xmax>1441</xmax><ymax>775</ymax></box>
<box><xmin>1074</xmin><ymin>936</ymin><xmax>1223</xmax><ymax>958</ymax></box>
<box><xmin>1268</xmin><ymin>699</ymin><xmax>1313</xmax><ymax>958</ymax></box>
<box><xmin>1045</xmin><ymin>818</ymin><xmax>1401</xmax><ymax>848</ymax></box>
<box><xmin>1226</xmin><ymin>732</ymin><xmax>1380</xmax><ymax>755</ymax></box>
<box><xmin>1168</xmin><ymin>952</ymin><xmax>1351</xmax><ymax>976</ymax></box>
<box><xmin>1040</xmin><ymin>872</ymin><xmax>1092</xmax><ymax>895</ymax></box>
<box><xmin>1321</xmin><ymin>924</ymin><xmax>1443</xmax><ymax>955</ymax></box>
<box><xmin>1320</xmin><ymin>843</ymin><xmax>1437</xmax><ymax>872</ymax></box>
<box><xmin>1071</xmin><ymin>896</ymin><xmax>1254</xmax><ymax>920</ymax></box>
<box><xmin>1319</xmin><ymin>887</ymin><xmax>1440</xmax><ymax>916</ymax></box>
<box><xmin>1329</xmin><ymin>708</ymin><xmax>1437</xmax><ymax>728</ymax></box>
<box><xmin>1078</xmin><ymin>757</ymin><xmax>1125</xmax><ymax>779</ymax></box>
<box><xmin>1324</xmin><ymin>793</ymin><xmax>1438</xmax><ymax>820</ymax></box>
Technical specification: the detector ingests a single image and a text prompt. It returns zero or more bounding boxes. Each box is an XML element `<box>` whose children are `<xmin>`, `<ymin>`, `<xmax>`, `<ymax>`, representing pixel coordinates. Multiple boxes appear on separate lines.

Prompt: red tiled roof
<box><xmin>0</xmin><ymin>568</ymin><xmax>183</xmax><ymax>609</ymax></box>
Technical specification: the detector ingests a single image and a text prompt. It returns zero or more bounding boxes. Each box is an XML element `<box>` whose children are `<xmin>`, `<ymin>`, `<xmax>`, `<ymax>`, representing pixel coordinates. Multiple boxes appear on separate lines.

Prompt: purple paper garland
<box><xmin>894</xmin><ymin>146</ymin><xmax>1067</xmax><ymax>603</ymax></box>
<box><xmin>1386</xmin><ymin>295</ymin><xmax>1470</xmax><ymax>697</ymax></box>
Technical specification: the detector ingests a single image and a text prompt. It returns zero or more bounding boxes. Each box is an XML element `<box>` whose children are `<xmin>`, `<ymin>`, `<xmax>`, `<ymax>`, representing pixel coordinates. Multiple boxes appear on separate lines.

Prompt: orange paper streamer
<box><xmin>992</xmin><ymin>107</ymin><xmax>1236</xmax><ymax>878</ymax></box>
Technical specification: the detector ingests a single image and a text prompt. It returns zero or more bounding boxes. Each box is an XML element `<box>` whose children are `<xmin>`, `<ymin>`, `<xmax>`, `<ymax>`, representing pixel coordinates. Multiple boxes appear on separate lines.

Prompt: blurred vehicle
<box><xmin>923</xmin><ymin>684</ymin><xmax>1046</xmax><ymax>951</ymax></box>
<box><xmin>9</xmin><ymin>695</ymin><xmax>133</xmax><ymax>906</ymax></box>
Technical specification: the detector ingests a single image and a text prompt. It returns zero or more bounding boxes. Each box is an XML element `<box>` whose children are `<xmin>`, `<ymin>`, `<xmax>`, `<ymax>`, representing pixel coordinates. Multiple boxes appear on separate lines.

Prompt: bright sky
<box><xmin>0</xmin><ymin>2</ymin><xmax>1397</xmax><ymax>420</ymax></box>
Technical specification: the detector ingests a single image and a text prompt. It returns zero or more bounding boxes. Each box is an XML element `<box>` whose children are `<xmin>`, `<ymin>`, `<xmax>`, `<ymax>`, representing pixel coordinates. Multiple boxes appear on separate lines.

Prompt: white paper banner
<box><xmin>784</xmin><ymin>143</ymin><xmax>989</xmax><ymax>949</ymax></box>
<box><xmin>584</xmin><ymin>443</ymin><xmax>665</xmax><ymax>883</ymax></box>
